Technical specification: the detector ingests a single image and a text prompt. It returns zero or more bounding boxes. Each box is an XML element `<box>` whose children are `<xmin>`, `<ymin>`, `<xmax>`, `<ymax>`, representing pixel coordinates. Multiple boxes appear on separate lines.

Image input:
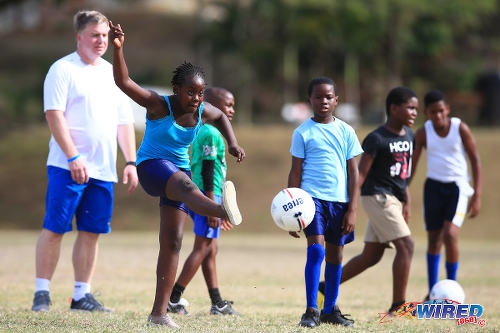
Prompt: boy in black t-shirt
<box><xmin>339</xmin><ymin>87</ymin><xmax>418</xmax><ymax>313</ymax></box>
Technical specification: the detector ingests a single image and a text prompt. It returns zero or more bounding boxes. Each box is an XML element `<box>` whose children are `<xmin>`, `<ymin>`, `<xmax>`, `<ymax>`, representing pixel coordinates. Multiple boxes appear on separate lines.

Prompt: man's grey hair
<box><xmin>73</xmin><ymin>10</ymin><xmax>108</xmax><ymax>33</ymax></box>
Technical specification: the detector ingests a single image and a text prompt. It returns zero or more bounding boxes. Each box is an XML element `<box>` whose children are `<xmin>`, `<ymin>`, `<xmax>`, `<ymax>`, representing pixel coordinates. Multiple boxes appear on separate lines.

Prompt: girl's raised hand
<box><xmin>108</xmin><ymin>20</ymin><xmax>124</xmax><ymax>49</ymax></box>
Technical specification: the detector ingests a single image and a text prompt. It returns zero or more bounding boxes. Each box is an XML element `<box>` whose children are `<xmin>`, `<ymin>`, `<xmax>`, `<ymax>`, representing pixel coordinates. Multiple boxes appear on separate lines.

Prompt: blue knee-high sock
<box><xmin>446</xmin><ymin>261</ymin><xmax>458</xmax><ymax>280</ymax></box>
<box><xmin>305</xmin><ymin>244</ymin><xmax>325</xmax><ymax>309</ymax></box>
<box><xmin>322</xmin><ymin>262</ymin><xmax>342</xmax><ymax>314</ymax></box>
<box><xmin>427</xmin><ymin>253</ymin><xmax>440</xmax><ymax>292</ymax></box>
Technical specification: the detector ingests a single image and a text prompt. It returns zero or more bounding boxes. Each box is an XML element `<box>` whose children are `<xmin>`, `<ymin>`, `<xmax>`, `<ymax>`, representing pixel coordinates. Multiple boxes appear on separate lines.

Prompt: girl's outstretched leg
<box><xmin>166</xmin><ymin>172</ymin><xmax>241</xmax><ymax>224</ymax></box>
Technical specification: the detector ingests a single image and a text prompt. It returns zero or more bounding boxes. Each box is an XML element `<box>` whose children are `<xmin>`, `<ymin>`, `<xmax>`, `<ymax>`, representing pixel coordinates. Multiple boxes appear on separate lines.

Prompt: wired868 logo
<box><xmin>378</xmin><ymin>300</ymin><xmax>486</xmax><ymax>327</ymax></box>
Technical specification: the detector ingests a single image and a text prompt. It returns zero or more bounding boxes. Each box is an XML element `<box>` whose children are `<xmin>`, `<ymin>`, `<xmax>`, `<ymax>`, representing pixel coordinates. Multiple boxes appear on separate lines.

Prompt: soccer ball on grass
<box><xmin>429</xmin><ymin>279</ymin><xmax>465</xmax><ymax>303</ymax></box>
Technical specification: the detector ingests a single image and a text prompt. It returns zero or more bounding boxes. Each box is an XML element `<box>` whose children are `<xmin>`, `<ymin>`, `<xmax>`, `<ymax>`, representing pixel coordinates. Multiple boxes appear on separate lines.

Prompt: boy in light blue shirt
<box><xmin>288</xmin><ymin>77</ymin><xmax>363</xmax><ymax>327</ymax></box>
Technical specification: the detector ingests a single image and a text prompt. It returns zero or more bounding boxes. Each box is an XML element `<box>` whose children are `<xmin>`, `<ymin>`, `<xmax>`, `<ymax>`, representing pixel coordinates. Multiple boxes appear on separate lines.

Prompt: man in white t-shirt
<box><xmin>32</xmin><ymin>10</ymin><xmax>138</xmax><ymax>312</ymax></box>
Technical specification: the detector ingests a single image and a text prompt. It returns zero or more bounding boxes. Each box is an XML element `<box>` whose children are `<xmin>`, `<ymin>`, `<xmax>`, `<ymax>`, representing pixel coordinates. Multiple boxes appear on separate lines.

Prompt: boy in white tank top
<box><xmin>411</xmin><ymin>90</ymin><xmax>482</xmax><ymax>300</ymax></box>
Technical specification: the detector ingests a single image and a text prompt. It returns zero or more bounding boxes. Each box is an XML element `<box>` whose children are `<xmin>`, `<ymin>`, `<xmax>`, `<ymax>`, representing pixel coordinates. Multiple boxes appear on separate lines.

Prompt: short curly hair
<box><xmin>424</xmin><ymin>89</ymin><xmax>446</xmax><ymax>108</ymax></box>
<box><xmin>385</xmin><ymin>86</ymin><xmax>417</xmax><ymax>117</ymax></box>
<box><xmin>308</xmin><ymin>77</ymin><xmax>337</xmax><ymax>97</ymax></box>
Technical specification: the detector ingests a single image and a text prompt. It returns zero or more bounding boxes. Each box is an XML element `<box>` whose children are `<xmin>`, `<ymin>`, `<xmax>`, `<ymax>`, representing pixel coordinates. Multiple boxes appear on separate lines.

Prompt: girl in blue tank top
<box><xmin>137</xmin><ymin>95</ymin><xmax>204</xmax><ymax>169</ymax></box>
<box><xmin>110</xmin><ymin>21</ymin><xmax>245</xmax><ymax>327</ymax></box>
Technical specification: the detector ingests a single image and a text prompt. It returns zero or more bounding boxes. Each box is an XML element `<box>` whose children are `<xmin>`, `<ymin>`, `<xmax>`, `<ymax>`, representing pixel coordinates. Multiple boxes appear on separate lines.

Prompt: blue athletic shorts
<box><xmin>137</xmin><ymin>159</ymin><xmax>191</xmax><ymax>213</ymax></box>
<box><xmin>304</xmin><ymin>198</ymin><xmax>354</xmax><ymax>246</ymax></box>
<box><xmin>43</xmin><ymin>166</ymin><xmax>114</xmax><ymax>234</ymax></box>
<box><xmin>189</xmin><ymin>193</ymin><xmax>222</xmax><ymax>239</ymax></box>
<box><xmin>424</xmin><ymin>178</ymin><xmax>460</xmax><ymax>231</ymax></box>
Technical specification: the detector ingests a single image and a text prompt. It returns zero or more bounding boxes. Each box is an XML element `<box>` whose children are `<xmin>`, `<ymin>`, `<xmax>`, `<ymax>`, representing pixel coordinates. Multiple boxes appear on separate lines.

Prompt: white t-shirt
<box><xmin>44</xmin><ymin>52</ymin><xmax>134</xmax><ymax>182</ymax></box>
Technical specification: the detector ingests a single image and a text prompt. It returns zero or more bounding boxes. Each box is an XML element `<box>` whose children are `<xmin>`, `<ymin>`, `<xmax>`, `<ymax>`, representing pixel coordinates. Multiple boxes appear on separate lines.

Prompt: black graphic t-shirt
<box><xmin>361</xmin><ymin>125</ymin><xmax>415</xmax><ymax>202</ymax></box>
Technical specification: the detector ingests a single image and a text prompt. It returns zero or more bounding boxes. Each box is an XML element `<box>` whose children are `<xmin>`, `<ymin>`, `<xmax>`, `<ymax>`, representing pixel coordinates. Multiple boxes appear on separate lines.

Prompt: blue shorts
<box><xmin>303</xmin><ymin>198</ymin><xmax>354</xmax><ymax>246</ymax></box>
<box><xmin>43</xmin><ymin>166</ymin><xmax>114</xmax><ymax>234</ymax></box>
<box><xmin>424</xmin><ymin>178</ymin><xmax>461</xmax><ymax>231</ymax></box>
<box><xmin>189</xmin><ymin>193</ymin><xmax>222</xmax><ymax>239</ymax></box>
<box><xmin>137</xmin><ymin>159</ymin><xmax>191</xmax><ymax>213</ymax></box>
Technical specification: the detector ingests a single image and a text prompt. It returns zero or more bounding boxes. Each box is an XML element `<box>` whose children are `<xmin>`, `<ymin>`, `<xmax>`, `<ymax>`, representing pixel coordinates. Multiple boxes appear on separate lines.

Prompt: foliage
<box><xmin>0</xmin><ymin>0</ymin><xmax>499</xmax><ymax>127</ymax></box>
<box><xmin>198</xmin><ymin>0</ymin><xmax>499</xmax><ymax>120</ymax></box>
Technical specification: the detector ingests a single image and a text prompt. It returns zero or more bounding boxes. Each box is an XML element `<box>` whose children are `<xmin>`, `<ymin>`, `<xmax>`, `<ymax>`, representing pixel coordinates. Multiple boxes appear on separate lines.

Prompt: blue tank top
<box><xmin>137</xmin><ymin>96</ymin><xmax>204</xmax><ymax>170</ymax></box>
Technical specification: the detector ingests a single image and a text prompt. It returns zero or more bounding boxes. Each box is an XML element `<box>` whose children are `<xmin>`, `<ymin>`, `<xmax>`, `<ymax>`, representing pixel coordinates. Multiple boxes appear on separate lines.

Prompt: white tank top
<box><xmin>425</xmin><ymin>117</ymin><xmax>469</xmax><ymax>183</ymax></box>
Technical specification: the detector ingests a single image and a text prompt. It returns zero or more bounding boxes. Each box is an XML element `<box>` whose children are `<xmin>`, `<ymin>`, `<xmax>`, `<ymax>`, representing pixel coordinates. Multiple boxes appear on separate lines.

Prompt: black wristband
<box><xmin>125</xmin><ymin>161</ymin><xmax>136</xmax><ymax>167</ymax></box>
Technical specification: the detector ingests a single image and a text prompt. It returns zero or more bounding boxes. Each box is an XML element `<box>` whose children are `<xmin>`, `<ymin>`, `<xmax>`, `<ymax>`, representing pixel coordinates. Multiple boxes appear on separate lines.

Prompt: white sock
<box><xmin>35</xmin><ymin>278</ymin><xmax>50</xmax><ymax>292</ymax></box>
<box><xmin>73</xmin><ymin>281</ymin><xmax>91</xmax><ymax>301</ymax></box>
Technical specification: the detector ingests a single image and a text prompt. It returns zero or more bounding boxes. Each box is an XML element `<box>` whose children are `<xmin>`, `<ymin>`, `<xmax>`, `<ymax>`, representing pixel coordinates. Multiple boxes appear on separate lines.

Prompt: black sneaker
<box><xmin>32</xmin><ymin>291</ymin><xmax>51</xmax><ymax>312</ymax></box>
<box><xmin>210</xmin><ymin>300</ymin><xmax>239</xmax><ymax>315</ymax></box>
<box><xmin>320</xmin><ymin>305</ymin><xmax>354</xmax><ymax>327</ymax></box>
<box><xmin>388</xmin><ymin>301</ymin><xmax>406</xmax><ymax>314</ymax></box>
<box><xmin>299</xmin><ymin>307</ymin><xmax>320</xmax><ymax>328</ymax></box>
<box><xmin>70</xmin><ymin>293</ymin><xmax>112</xmax><ymax>312</ymax></box>
<box><xmin>167</xmin><ymin>297</ymin><xmax>189</xmax><ymax>315</ymax></box>
<box><xmin>334</xmin><ymin>305</ymin><xmax>354</xmax><ymax>324</ymax></box>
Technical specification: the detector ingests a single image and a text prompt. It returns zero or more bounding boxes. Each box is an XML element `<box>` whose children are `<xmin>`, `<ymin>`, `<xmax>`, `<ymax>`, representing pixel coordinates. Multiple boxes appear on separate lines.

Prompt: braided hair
<box><xmin>171</xmin><ymin>62</ymin><xmax>206</xmax><ymax>87</ymax></box>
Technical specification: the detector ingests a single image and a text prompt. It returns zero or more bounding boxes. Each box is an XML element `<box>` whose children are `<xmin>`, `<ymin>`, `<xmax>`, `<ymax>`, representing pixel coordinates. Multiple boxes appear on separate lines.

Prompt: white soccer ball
<box><xmin>270</xmin><ymin>188</ymin><xmax>316</xmax><ymax>232</ymax></box>
<box><xmin>429</xmin><ymin>279</ymin><xmax>465</xmax><ymax>303</ymax></box>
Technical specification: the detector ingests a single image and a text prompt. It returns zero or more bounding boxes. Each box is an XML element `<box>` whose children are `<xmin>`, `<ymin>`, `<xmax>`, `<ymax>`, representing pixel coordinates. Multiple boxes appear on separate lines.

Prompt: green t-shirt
<box><xmin>191</xmin><ymin>124</ymin><xmax>227</xmax><ymax>195</ymax></box>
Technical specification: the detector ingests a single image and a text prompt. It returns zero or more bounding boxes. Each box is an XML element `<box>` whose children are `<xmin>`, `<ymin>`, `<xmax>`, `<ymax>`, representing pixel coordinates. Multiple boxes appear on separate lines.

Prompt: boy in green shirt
<box><xmin>168</xmin><ymin>87</ymin><xmax>239</xmax><ymax>315</ymax></box>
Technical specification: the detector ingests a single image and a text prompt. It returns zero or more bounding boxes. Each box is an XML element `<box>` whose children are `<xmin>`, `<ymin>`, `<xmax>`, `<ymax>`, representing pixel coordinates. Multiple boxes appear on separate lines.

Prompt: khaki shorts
<box><xmin>361</xmin><ymin>194</ymin><xmax>411</xmax><ymax>246</ymax></box>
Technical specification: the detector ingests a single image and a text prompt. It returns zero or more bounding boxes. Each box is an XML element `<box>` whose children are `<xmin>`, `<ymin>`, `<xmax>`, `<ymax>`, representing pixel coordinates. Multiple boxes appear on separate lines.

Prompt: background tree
<box><xmin>0</xmin><ymin>0</ymin><xmax>499</xmax><ymax>129</ymax></box>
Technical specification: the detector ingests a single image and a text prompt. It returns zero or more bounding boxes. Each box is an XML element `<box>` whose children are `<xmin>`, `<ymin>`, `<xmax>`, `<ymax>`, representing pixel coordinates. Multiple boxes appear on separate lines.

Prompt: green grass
<box><xmin>1</xmin><ymin>124</ymin><xmax>500</xmax><ymax>331</ymax></box>
<box><xmin>1</xmin><ymin>231</ymin><xmax>499</xmax><ymax>332</ymax></box>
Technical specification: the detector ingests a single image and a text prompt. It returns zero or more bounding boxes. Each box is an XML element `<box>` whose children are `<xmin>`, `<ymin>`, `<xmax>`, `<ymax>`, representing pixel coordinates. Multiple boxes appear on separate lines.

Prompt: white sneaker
<box><xmin>167</xmin><ymin>297</ymin><xmax>189</xmax><ymax>315</ymax></box>
<box><xmin>147</xmin><ymin>314</ymin><xmax>179</xmax><ymax>327</ymax></box>
<box><xmin>222</xmin><ymin>180</ymin><xmax>242</xmax><ymax>225</ymax></box>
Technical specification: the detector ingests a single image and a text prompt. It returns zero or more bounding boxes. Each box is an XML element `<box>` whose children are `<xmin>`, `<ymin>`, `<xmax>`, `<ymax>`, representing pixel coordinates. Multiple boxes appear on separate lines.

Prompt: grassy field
<box><xmin>0</xmin><ymin>231</ymin><xmax>499</xmax><ymax>332</ymax></box>
<box><xmin>1</xmin><ymin>124</ymin><xmax>499</xmax><ymax>331</ymax></box>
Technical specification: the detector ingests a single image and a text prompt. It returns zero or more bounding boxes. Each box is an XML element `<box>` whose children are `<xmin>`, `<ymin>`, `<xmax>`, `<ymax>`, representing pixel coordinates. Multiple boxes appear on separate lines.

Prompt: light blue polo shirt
<box><xmin>290</xmin><ymin>117</ymin><xmax>363</xmax><ymax>202</ymax></box>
